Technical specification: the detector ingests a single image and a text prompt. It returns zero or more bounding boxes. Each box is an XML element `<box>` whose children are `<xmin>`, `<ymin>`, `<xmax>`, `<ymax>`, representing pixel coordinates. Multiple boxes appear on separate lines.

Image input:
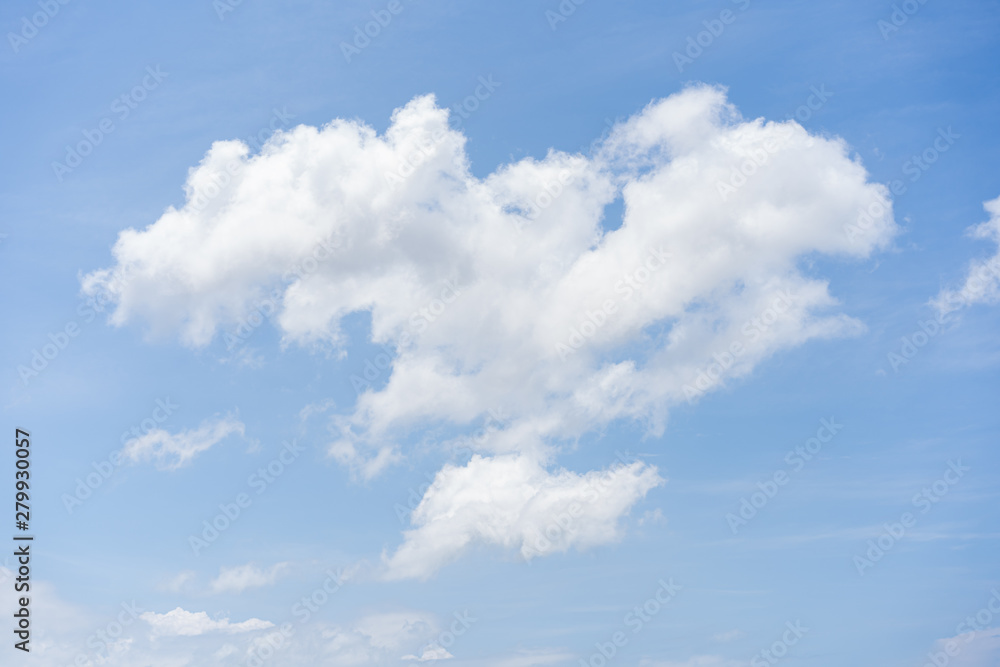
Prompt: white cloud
<box><xmin>83</xmin><ymin>85</ymin><xmax>895</xmax><ymax>574</ymax></box>
<box><xmin>121</xmin><ymin>414</ymin><xmax>244</xmax><ymax>470</ymax></box>
<box><xmin>84</xmin><ymin>86</ymin><xmax>893</xmax><ymax>475</ymax></box>
<box><xmin>140</xmin><ymin>607</ymin><xmax>273</xmax><ymax>636</ymax></box>
<box><xmin>383</xmin><ymin>454</ymin><xmax>663</xmax><ymax>580</ymax></box>
<box><xmin>162</xmin><ymin>570</ymin><xmax>196</xmax><ymax>593</ymax></box>
<box><xmin>924</xmin><ymin>627</ymin><xmax>1000</xmax><ymax>667</ymax></box>
<box><xmin>209</xmin><ymin>562</ymin><xmax>290</xmax><ymax>594</ymax></box>
<box><xmin>711</xmin><ymin>629</ymin><xmax>745</xmax><ymax>643</ymax></box>
<box><xmin>934</xmin><ymin>195</ymin><xmax>1000</xmax><ymax>315</ymax></box>
<box><xmin>402</xmin><ymin>644</ymin><xmax>453</xmax><ymax>661</ymax></box>
<box><xmin>314</xmin><ymin>611</ymin><xmax>446</xmax><ymax>665</ymax></box>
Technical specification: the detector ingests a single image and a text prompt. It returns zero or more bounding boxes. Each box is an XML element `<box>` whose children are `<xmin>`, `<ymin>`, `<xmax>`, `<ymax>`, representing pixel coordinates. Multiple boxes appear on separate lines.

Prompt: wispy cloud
<box><xmin>140</xmin><ymin>607</ymin><xmax>273</xmax><ymax>636</ymax></box>
<box><xmin>209</xmin><ymin>562</ymin><xmax>290</xmax><ymax>594</ymax></box>
<box><xmin>121</xmin><ymin>414</ymin><xmax>244</xmax><ymax>470</ymax></box>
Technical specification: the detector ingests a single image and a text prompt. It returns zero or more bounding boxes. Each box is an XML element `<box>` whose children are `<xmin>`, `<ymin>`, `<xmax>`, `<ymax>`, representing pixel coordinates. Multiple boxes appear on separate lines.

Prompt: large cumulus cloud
<box><xmin>83</xmin><ymin>85</ymin><xmax>896</xmax><ymax>577</ymax></box>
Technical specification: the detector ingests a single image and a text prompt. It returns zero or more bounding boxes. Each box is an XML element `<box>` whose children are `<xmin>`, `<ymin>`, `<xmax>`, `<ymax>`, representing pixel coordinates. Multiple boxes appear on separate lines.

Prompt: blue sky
<box><xmin>2</xmin><ymin>1</ymin><xmax>1000</xmax><ymax>666</ymax></box>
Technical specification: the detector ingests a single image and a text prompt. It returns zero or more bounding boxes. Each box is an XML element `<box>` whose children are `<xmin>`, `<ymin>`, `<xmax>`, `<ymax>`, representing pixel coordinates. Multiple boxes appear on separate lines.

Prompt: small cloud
<box><xmin>121</xmin><ymin>414</ymin><xmax>244</xmax><ymax>470</ymax></box>
<box><xmin>402</xmin><ymin>644</ymin><xmax>454</xmax><ymax>661</ymax></box>
<box><xmin>214</xmin><ymin>644</ymin><xmax>238</xmax><ymax>660</ymax></box>
<box><xmin>934</xmin><ymin>195</ymin><xmax>1000</xmax><ymax>316</ymax></box>
<box><xmin>162</xmin><ymin>570</ymin><xmax>196</xmax><ymax>593</ymax></box>
<box><xmin>711</xmin><ymin>629</ymin><xmax>745</xmax><ymax>643</ymax></box>
<box><xmin>382</xmin><ymin>453</ymin><xmax>662</xmax><ymax>581</ymax></box>
<box><xmin>209</xmin><ymin>562</ymin><xmax>290</xmax><ymax>594</ymax></box>
<box><xmin>639</xmin><ymin>508</ymin><xmax>666</xmax><ymax>526</ymax></box>
<box><xmin>140</xmin><ymin>607</ymin><xmax>273</xmax><ymax>636</ymax></box>
<box><xmin>924</xmin><ymin>626</ymin><xmax>1000</xmax><ymax>667</ymax></box>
